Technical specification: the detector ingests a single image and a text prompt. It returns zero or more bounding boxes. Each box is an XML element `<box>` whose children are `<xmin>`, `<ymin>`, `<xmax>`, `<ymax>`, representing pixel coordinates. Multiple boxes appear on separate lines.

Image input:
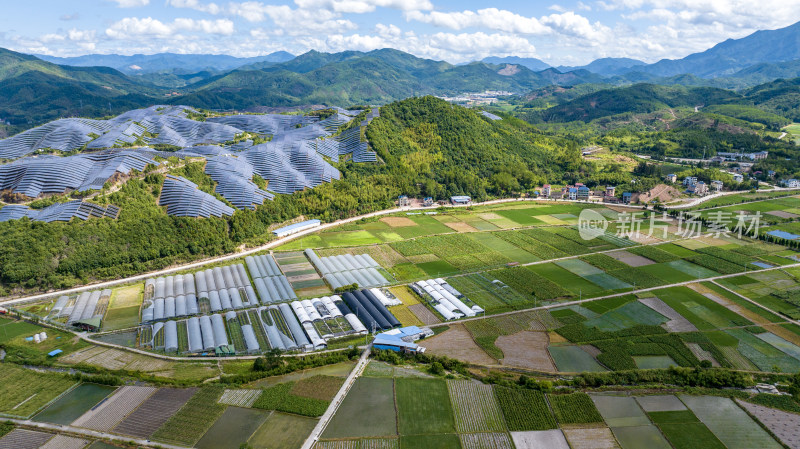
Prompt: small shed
<box><xmin>450</xmin><ymin>196</ymin><xmax>471</xmax><ymax>205</ymax></box>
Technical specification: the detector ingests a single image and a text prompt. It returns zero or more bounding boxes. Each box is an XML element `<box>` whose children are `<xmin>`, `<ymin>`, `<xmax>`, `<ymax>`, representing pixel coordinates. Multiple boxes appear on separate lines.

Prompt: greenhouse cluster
<box><xmin>411</xmin><ymin>279</ymin><xmax>484</xmax><ymax>320</ymax></box>
<box><xmin>304</xmin><ymin>249</ymin><xmax>389</xmax><ymax>289</ymax></box>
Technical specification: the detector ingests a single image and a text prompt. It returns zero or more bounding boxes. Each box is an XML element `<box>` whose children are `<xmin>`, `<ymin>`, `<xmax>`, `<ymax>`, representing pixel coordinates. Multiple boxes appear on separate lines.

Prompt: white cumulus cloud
<box><xmin>105</xmin><ymin>17</ymin><xmax>234</xmax><ymax>39</ymax></box>
<box><xmin>110</xmin><ymin>0</ymin><xmax>150</xmax><ymax>7</ymax></box>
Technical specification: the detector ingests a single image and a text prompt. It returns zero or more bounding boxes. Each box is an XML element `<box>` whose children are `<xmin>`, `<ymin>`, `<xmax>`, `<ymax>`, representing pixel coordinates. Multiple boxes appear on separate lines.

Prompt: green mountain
<box><xmin>630</xmin><ymin>21</ymin><xmax>800</xmax><ymax>78</ymax></box>
<box><xmin>173</xmin><ymin>49</ymin><xmax>603</xmax><ymax>110</ymax></box>
<box><xmin>533</xmin><ymin>84</ymin><xmax>740</xmax><ymax>123</ymax></box>
<box><xmin>0</xmin><ymin>48</ymin><xmax>162</xmax><ymax>128</ymax></box>
<box><xmin>37</xmin><ymin>51</ymin><xmax>294</xmax><ymax>74</ymax></box>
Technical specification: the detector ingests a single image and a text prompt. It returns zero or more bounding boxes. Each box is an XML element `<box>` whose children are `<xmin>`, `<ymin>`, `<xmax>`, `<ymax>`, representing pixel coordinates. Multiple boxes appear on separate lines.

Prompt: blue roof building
<box><xmin>272</xmin><ymin>219</ymin><xmax>321</xmax><ymax>237</ymax></box>
<box><xmin>373</xmin><ymin>326</ymin><xmax>433</xmax><ymax>353</ymax></box>
<box><xmin>450</xmin><ymin>196</ymin><xmax>471</xmax><ymax>205</ymax></box>
<box><xmin>622</xmin><ymin>192</ymin><xmax>632</xmax><ymax>204</ymax></box>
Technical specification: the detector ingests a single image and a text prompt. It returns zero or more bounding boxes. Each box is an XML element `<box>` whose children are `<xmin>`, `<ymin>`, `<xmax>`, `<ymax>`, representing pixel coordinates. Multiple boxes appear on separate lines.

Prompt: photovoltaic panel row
<box><xmin>0</xmin><ymin>150</ymin><xmax>158</xmax><ymax>198</ymax></box>
<box><xmin>205</xmin><ymin>156</ymin><xmax>274</xmax><ymax>210</ymax></box>
<box><xmin>158</xmin><ymin>175</ymin><xmax>235</xmax><ymax>218</ymax></box>
<box><xmin>0</xmin><ymin>201</ymin><xmax>119</xmax><ymax>223</ymax></box>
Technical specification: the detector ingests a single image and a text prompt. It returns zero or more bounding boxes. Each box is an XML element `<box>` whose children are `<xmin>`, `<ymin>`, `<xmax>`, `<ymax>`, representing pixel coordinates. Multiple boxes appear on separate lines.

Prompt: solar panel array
<box><xmin>0</xmin><ymin>200</ymin><xmax>119</xmax><ymax>223</ymax></box>
<box><xmin>0</xmin><ymin>150</ymin><xmax>158</xmax><ymax>197</ymax></box>
<box><xmin>0</xmin><ymin>104</ymin><xmax>382</xmax><ymax>219</ymax></box>
<box><xmin>204</xmin><ymin>156</ymin><xmax>274</xmax><ymax>210</ymax></box>
<box><xmin>158</xmin><ymin>175</ymin><xmax>235</xmax><ymax>218</ymax></box>
<box><xmin>0</xmin><ymin>118</ymin><xmax>113</xmax><ymax>160</ymax></box>
<box><xmin>206</xmin><ymin>114</ymin><xmax>313</xmax><ymax>135</ymax></box>
<box><xmin>312</xmin><ymin>108</ymin><xmax>379</xmax><ymax>162</ymax></box>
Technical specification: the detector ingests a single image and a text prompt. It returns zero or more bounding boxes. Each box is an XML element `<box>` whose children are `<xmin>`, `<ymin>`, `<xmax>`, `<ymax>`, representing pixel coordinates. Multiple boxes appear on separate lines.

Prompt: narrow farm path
<box><xmin>301</xmin><ymin>346</ymin><xmax>372</xmax><ymax>449</ymax></box>
<box><xmin>709</xmin><ymin>280</ymin><xmax>800</xmax><ymax>327</ymax></box>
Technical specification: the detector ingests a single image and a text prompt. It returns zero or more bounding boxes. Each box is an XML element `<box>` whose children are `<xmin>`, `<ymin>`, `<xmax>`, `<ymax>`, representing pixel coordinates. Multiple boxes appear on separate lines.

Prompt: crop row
<box><xmin>494</xmin><ymin>387</ymin><xmax>556</xmax><ymax>432</ymax></box>
<box><xmin>627</xmin><ymin>246</ymin><xmax>680</xmax><ymax>263</ymax></box>
<box><xmin>447</xmin><ymin>380</ymin><xmax>505</xmax><ymax>432</ymax></box>
<box><xmin>253</xmin><ymin>382</ymin><xmax>331</xmax><ymax>417</ymax></box>
<box><xmin>488</xmin><ymin>266</ymin><xmax>571</xmax><ymax>302</ymax></box>
<box><xmin>548</xmin><ymin>392</ymin><xmax>603</xmax><ymax>424</ymax></box>
<box><xmin>493</xmin><ymin>231</ymin><xmax>567</xmax><ymax>260</ymax></box>
<box><xmin>581</xmin><ymin>254</ymin><xmax>629</xmax><ymax>272</ymax></box>
<box><xmin>687</xmin><ymin>255</ymin><xmax>742</xmax><ymax>274</ymax></box>
<box><xmin>152</xmin><ymin>385</ymin><xmax>226</xmax><ymax>446</ymax></box>
<box><xmin>696</xmin><ymin>247</ymin><xmax>751</xmax><ymax>266</ymax></box>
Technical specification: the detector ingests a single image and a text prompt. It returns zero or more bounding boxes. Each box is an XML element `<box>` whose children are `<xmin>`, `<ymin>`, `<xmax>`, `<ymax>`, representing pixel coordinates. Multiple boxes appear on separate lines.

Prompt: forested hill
<box><xmin>172</xmin><ymin>49</ymin><xmax>603</xmax><ymax>110</ymax></box>
<box><xmin>367</xmin><ymin>96</ymin><xmax>581</xmax><ymax>198</ymax></box>
<box><xmin>533</xmin><ymin>84</ymin><xmax>739</xmax><ymax>123</ymax></box>
<box><xmin>0</xmin><ymin>97</ymin><xmax>581</xmax><ymax>294</ymax></box>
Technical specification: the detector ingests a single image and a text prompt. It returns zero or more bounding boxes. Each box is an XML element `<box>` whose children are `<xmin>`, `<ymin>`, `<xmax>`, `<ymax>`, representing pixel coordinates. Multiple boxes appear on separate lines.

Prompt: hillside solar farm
<box><xmin>0</xmin><ymin>105</ymin><xmax>378</xmax><ymax>222</ymax></box>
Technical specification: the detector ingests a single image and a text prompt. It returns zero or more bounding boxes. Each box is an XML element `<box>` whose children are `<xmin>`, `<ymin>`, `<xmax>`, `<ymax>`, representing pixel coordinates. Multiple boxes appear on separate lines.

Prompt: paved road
<box><xmin>663</xmin><ymin>187</ymin><xmax>800</xmax><ymax>210</ymax></box>
<box><xmin>5</xmin><ymin>418</ymin><xmax>189</xmax><ymax>449</ymax></box>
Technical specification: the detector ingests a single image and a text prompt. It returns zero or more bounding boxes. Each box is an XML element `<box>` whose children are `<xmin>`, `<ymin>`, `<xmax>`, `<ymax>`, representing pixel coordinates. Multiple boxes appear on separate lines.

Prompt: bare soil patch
<box><xmin>496</xmin><ymin>331</ymin><xmax>556</xmax><ymax>373</ymax></box>
<box><xmin>736</xmin><ymin>399</ymin><xmax>800</xmax><ymax>449</ymax></box>
<box><xmin>767</xmin><ymin>210</ymin><xmax>800</xmax><ymax>219</ymax></box>
<box><xmin>607</xmin><ymin>250</ymin><xmax>655</xmax><ymax>267</ymax></box>
<box><xmin>408</xmin><ymin>304</ymin><xmax>441</xmax><ymax>325</ymax></box>
<box><xmin>444</xmin><ymin>222</ymin><xmax>478</xmax><ymax>232</ymax></box>
<box><xmin>562</xmin><ymin>427</ymin><xmax>621</xmax><ymax>449</ymax></box>
<box><xmin>639</xmin><ymin>297</ymin><xmax>697</xmax><ymax>333</ymax></box>
<box><xmin>380</xmin><ymin>216</ymin><xmax>417</xmax><ymax>227</ymax></box>
<box><xmin>420</xmin><ymin>324</ymin><xmax>496</xmax><ymax>366</ymax></box>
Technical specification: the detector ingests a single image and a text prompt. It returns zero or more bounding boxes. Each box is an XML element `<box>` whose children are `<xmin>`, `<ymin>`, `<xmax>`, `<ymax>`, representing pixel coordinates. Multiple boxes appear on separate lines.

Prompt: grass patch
<box><xmin>396</xmin><ymin>378</ymin><xmax>455</xmax><ymax>435</ymax></box>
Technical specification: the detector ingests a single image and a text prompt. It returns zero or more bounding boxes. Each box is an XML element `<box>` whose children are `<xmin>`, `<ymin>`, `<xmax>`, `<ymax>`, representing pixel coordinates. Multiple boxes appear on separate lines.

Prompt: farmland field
<box><xmin>0</xmin><ymin>363</ymin><xmax>77</xmax><ymax>418</ymax></box>
<box><xmin>562</xmin><ymin>427</ymin><xmax>621</xmax><ymax>449</ymax></box>
<box><xmin>447</xmin><ymin>380</ymin><xmax>505</xmax><ymax>432</ymax></box>
<box><xmin>323</xmin><ymin>377</ymin><xmax>397</xmax><ymax>438</ymax></box>
<box><xmin>249</xmin><ymin>412</ymin><xmax>318</xmax><ymax>449</ymax></box>
<box><xmin>679</xmin><ymin>395</ymin><xmax>782</xmax><ymax>449</ymax></box>
<box><xmin>72</xmin><ymin>385</ymin><xmax>156</xmax><ymax>431</ymax></box>
<box><xmin>548</xmin><ymin>345</ymin><xmax>606</xmax><ymax>372</ymax></box>
<box><xmin>33</xmin><ymin>383</ymin><xmax>115</xmax><ymax>425</ymax></box>
<box><xmin>152</xmin><ymin>385</ymin><xmax>227</xmax><ymax>446</ymax></box>
<box><xmin>510</xmin><ymin>429</ymin><xmax>570</xmax><ymax>449</ymax></box>
<box><xmin>396</xmin><ymin>378</ymin><xmax>455</xmax><ymax>435</ymax></box>
<box><xmin>590</xmin><ymin>395</ymin><xmax>649</xmax><ymax>427</ymax></box>
<box><xmin>196</xmin><ymin>406</ymin><xmax>270</xmax><ymax>449</ymax></box>
<box><xmin>459</xmin><ymin>432</ymin><xmax>513</xmax><ymax>449</ymax></box>
<box><xmin>114</xmin><ymin>387</ymin><xmax>197</xmax><ymax>438</ymax></box>
<box><xmin>611</xmin><ymin>425</ymin><xmax>672</xmax><ymax>449</ymax></box>
<box><xmin>494</xmin><ymin>387</ymin><xmax>556</xmax><ymax>431</ymax></box>
<box><xmin>291</xmin><ymin>375</ymin><xmax>345</xmax><ymax>401</ymax></box>
<box><xmin>252</xmin><ymin>381</ymin><xmax>330</xmax><ymax>417</ymax></box>
<box><xmin>548</xmin><ymin>393</ymin><xmax>604</xmax><ymax>425</ymax></box>
<box><xmin>648</xmin><ymin>409</ymin><xmax>726</xmax><ymax>449</ymax></box>
<box><xmin>399</xmin><ymin>433</ymin><xmax>462</xmax><ymax>449</ymax></box>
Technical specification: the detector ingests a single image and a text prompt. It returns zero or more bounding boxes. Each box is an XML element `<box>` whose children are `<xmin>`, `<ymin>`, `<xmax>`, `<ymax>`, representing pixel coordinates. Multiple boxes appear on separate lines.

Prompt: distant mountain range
<box><xmin>2</xmin><ymin>20</ymin><xmax>800</xmax><ymax>131</ymax></box>
<box><xmin>36</xmin><ymin>51</ymin><xmax>295</xmax><ymax>74</ymax></box>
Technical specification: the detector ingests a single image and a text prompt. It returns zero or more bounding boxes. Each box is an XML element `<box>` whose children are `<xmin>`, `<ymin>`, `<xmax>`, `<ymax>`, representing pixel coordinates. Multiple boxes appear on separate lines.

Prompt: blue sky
<box><xmin>1</xmin><ymin>0</ymin><xmax>799</xmax><ymax>65</ymax></box>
